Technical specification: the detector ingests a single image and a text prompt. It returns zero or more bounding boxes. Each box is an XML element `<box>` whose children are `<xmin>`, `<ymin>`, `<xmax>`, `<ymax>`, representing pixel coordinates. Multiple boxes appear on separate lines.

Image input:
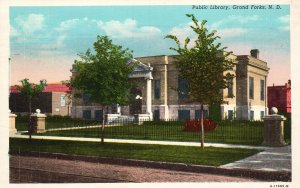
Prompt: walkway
<box><xmin>222</xmin><ymin>145</ymin><xmax>291</xmax><ymax>172</ymax></box>
<box><xmin>10</xmin><ymin>134</ymin><xmax>291</xmax><ymax>173</ymax></box>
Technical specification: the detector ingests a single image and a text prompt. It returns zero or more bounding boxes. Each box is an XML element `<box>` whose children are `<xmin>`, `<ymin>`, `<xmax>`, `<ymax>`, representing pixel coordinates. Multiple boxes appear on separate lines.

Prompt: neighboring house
<box><xmin>71</xmin><ymin>49</ymin><xmax>269</xmax><ymax>121</ymax></box>
<box><xmin>9</xmin><ymin>83</ymin><xmax>71</xmax><ymax>116</ymax></box>
<box><xmin>267</xmin><ymin>80</ymin><xmax>291</xmax><ymax>113</ymax></box>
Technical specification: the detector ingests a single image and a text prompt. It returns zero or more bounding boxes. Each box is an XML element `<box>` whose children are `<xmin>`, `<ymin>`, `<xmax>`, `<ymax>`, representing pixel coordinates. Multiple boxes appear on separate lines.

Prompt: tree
<box><xmin>71</xmin><ymin>35</ymin><xmax>134</xmax><ymax>143</ymax></box>
<box><xmin>165</xmin><ymin>14</ymin><xmax>234</xmax><ymax>148</ymax></box>
<box><xmin>61</xmin><ymin>80</ymin><xmax>72</xmax><ymax>116</ymax></box>
<box><xmin>16</xmin><ymin>78</ymin><xmax>47</xmax><ymax>139</ymax></box>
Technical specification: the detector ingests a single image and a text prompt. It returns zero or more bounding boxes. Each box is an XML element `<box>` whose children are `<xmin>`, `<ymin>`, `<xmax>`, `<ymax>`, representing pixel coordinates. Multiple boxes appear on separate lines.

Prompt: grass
<box><xmin>9</xmin><ymin>138</ymin><xmax>261</xmax><ymax>166</ymax></box>
<box><xmin>16</xmin><ymin>116</ymin><xmax>98</xmax><ymax>131</ymax></box>
<box><xmin>15</xmin><ymin>114</ymin><xmax>291</xmax><ymax>145</ymax></box>
<box><xmin>36</xmin><ymin>120</ymin><xmax>264</xmax><ymax>145</ymax></box>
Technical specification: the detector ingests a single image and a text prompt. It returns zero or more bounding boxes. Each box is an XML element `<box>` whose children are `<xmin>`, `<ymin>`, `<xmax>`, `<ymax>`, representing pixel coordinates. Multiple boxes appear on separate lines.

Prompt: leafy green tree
<box><xmin>16</xmin><ymin>78</ymin><xmax>47</xmax><ymax>139</ymax></box>
<box><xmin>71</xmin><ymin>35</ymin><xmax>134</xmax><ymax>143</ymax></box>
<box><xmin>61</xmin><ymin>80</ymin><xmax>72</xmax><ymax>116</ymax></box>
<box><xmin>165</xmin><ymin>14</ymin><xmax>234</xmax><ymax>148</ymax></box>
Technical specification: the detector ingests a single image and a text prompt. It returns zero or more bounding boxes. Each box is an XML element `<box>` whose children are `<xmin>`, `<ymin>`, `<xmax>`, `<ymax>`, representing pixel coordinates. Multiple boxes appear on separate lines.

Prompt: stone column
<box><xmin>31</xmin><ymin>109</ymin><xmax>47</xmax><ymax>133</ymax></box>
<box><xmin>117</xmin><ymin>104</ymin><xmax>121</xmax><ymax>114</ymax></box>
<box><xmin>9</xmin><ymin>112</ymin><xmax>17</xmax><ymax>134</ymax></box>
<box><xmin>146</xmin><ymin>78</ymin><xmax>153</xmax><ymax>119</ymax></box>
<box><xmin>262</xmin><ymin>107</ymin><xmax>287</xmax><ymax>147</ymax></box>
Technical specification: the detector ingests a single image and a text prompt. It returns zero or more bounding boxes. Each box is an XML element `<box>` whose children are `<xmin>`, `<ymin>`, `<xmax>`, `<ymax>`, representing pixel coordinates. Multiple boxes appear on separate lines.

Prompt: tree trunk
<box><xmin>28</xmin><ymin>96</ymin><xmax>32</xmax><ymax>140</ymax></box>
<box><xmin>200</xmin><ymin>104</ymin><xmax>204</xmax><ymax>148</ymax></box>
<box><xmin>101</xmin><ymin>105</ymin><xmax>106</xmax><ymax>144</ymax></box>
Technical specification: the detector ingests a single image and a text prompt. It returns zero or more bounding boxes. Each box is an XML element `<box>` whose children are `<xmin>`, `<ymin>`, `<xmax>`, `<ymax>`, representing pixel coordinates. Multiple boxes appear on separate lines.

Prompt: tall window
<box><xmin>83</xmin><ymin>110</ymin><xmax>91</xmax><ymax>119</ymax></box>
<box><xmin>195</xmin><ymin>109</ymin><xmax>208</xmax><ymax>119</ymax></box>
<box><xmin>260</xmin><ymin>111</ymin><xmax>265</xmax><ymax>120</ymax></box>
<box><xmin>260</xmin><ymin>79</ymin><xmax>265</xmax><ymax>101</ymax></box>
<box><xmin>249</xmin><ymin>77</ymin><xmax>254</xmax><ymax>99</ymax></box>
<box><xmin>60</xmin><ymin>95</ymin><xmax>66</xmax><ymax>107</ymax></box>
<box><xmin>178</xmin><ymin>77</ymin><xmax>188</xmax><ymax>100</ymax></box>
<box><xmin>154</xmin><ymin>79</ymin><xmax>160</xmax><ymax>99</ymax></box>
<box><xmin>154</xmin><ymin>110</ymin><xmax>160</xmax><ymax>121</ymax></box>
<box><xmin>227</xmin><ymin>78</ymin><xmax>233</xmax><ymax>97</ymax></box>
<box><xmin>228</xmin><ymin>110</ymin><xmax>234</xmax><ymax>121</ymax></box>
<box><xmin>250</xmin><ymin>110</ymin><xmax>254</xmax><ymax>121</ymax></box>
<box><xmin>82</xmin><ymin>92</ymin><xmax>90</xmax><ymax>103</ymax></box>
<box><xmin>178</xmin><ymin>110</ymin><xmax>190</xmax><ymax>121</ymax></box>
<box><xmin>94</xmin><ymin>110</ymin><xmax>103</xmax><ymax>121</ymax></box>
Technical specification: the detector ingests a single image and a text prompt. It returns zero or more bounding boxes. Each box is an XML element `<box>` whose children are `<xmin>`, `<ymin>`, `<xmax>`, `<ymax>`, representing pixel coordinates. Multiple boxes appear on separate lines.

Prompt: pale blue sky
<box><xmin>9</xmin><ymin>5</ymin><xmax>290</xmax><ymax>85</ymax></box>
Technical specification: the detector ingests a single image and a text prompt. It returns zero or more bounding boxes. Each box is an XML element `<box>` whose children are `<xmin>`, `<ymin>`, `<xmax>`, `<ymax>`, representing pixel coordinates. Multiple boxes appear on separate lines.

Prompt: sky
<box><xmin>9</xmin><ymin>5</ymin><xmax>290</xmax><ymax>86</ymax></box>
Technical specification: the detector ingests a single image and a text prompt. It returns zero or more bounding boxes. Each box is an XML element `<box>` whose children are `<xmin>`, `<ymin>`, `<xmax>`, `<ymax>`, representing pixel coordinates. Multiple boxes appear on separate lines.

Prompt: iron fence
<box><xmin>15</xmin><ymin>115</ymin><xmax>291</xmax><ymax>146</ymax></box>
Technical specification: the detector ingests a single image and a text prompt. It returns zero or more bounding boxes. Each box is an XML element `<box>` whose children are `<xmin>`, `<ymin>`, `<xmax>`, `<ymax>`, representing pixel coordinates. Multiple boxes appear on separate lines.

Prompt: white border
<box><xmin>1</xmin><ymin>0</ymin><xmax>299</xmax><ymax>188</ymax></box>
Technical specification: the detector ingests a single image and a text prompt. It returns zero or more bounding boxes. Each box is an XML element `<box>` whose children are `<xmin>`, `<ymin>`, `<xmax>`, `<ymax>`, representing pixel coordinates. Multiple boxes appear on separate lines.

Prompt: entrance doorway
<box><xmin>129</xmin><ymin>88</ymin><xmax>142</xmax><ymax>115</ymax></box>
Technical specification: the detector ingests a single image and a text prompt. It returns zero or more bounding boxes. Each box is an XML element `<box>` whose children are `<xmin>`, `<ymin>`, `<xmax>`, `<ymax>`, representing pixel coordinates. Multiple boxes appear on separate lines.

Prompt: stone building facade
<box><xmin>71</xmin><ymin>49</ymin><xmax>269</xmax><ymax>121</ymax></box>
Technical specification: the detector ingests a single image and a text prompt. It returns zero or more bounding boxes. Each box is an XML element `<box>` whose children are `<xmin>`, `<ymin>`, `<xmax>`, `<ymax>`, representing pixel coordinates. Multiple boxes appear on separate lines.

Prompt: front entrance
<box><xmin>129</xmin><ymin>88</ymin><xmax>142</xmax><ymax>115</ymax></box>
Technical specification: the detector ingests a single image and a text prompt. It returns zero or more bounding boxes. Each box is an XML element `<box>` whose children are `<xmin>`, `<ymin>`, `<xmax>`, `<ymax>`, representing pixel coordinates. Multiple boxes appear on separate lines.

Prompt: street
<box><xmin>10</xmin><ymin>155</ymin><xmax>259</xmax><ymax>183</ymax></box>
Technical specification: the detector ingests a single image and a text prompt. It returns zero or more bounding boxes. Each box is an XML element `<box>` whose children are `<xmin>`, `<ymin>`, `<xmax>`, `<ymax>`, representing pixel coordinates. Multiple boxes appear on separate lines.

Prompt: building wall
<box><xmin>71</xmin><ymin>51</ymin><xmax>269</xmax><ymax>121</ymax></box>
<box><xmin>267</xmin><ymin>81</ymin><xmax>291</xmax><ymax>113</ymax></box>
<box><xmin>51</xmin><ymin>92</ymin><xmax>70</xmax><ymax>116</ymax></box>
<box><xmin>235</xmin><ymin>54</ymin><xmax>269</xmax><ymax>120</ymax></box>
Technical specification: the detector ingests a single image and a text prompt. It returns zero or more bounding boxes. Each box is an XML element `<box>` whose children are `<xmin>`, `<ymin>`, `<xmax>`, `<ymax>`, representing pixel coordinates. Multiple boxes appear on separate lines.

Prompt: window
<box><xmin>178</xmin><ymin>77</ymin><xmax>188</xmax><ymax>100</ymax></box>
<box><xmin>83</xmin><ymin>110</ymin><xmax>91</xmax><ymax>119</ymax></box>
<box><xmin>228</xmin><ymin>110</ymin><xmax>234</xmax><ymax>121</ymax></box>
<box><xmin>195</xmin><ymin>109</ymin><xmax>208</xmax><ymax>119</ymax></box>
<box><xmin>95</xmin><ymin>110</ymin><xmax>103</xmax><ymax>121</ymax></box>
<box><xmin>260</xmin><ymin>111</ymin><xmax>265</xmax><ymax>120</ymax></box>
<box><xmin>178</xmin><ymin>110</ymin><xmax>190</xmax><ymax>121</ymax></box>
<box><xmin>154</xmin><ymin>80</ymin><xmax>160</xmax><ymax>99</ymax></box>
<box><xmin>249</xmin><ymin>77</ymin><xmax>254</xmax><ymax>99</ymax></box>
<box><xmin>60</xmin><ymin>95</ymin><xmax>66</xmax><ymax>107</ymax></box>
<box><xmin>260</xmin><ymin>79</ymin><xmax>265</xmax><ymax>101</ymax></box>
<box><xmin>250</xmin><ymin>110</ymin><xmax>254</xmax><ymax>121</ymax></box>
<box><xmin>227</xmin><ymin>78</ymin><xmax>233</xmax><ymax>97</ymax></box>
<box><xmin>82</xmin><ymin>92</ymin><xmax>90</xmax><ymax>102</ymax></box>
<box><xmin>153</xmin><ymin>110</ymin><xmax>160</xmax><ymax>121</ymax></box>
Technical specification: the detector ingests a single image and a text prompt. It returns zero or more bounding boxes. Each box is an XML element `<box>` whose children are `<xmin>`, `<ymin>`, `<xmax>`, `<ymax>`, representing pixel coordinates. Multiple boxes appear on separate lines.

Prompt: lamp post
<box><xmin>9</xmin><ymin>53</ymin><xmax>20</xmax><ymax>95</ymax></box>
<box><xmin>8</xmin><ymin>57</ymin><xmax>11</xmax><ymax>95</ymax></box>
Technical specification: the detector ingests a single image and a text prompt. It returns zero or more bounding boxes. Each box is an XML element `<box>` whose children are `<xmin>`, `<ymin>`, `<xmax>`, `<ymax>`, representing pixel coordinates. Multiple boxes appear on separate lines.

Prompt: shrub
<box><xmin>184</xmin><ymin>119</ymin><xmax>218</xmax><ymax>132</ymax></box>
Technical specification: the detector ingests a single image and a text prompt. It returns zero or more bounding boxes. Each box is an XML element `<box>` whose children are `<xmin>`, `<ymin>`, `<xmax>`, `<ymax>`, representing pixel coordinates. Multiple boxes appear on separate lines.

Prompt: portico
<box><xmin>127</xmin><ymin>59</ymin><xmax>153</xmax><ymax>120</ymax></box>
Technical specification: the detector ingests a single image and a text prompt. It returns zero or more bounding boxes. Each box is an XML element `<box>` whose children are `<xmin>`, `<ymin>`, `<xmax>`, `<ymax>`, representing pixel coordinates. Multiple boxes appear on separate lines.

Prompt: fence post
<box><xmin>262</xmin><ymin>107</ymin><xmax>287</xmax><ymax>147</ymax></box>
<box><xmin>30</xmin><ymin>109</ymin><xmax>47</xmax><ymax>133</ymax></box>
<box><xmin>9</xmin><ymin>110</ymin><xmax>17</xmax><ymax>135</ymax></box>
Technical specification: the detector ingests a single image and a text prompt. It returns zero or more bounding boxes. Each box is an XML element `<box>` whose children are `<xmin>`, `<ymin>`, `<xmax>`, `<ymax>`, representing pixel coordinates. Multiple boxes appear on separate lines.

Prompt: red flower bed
<box><xmin>184</xmin><ymin>119</ymin><xmax>218</xmax><ymax>132</ymax></box>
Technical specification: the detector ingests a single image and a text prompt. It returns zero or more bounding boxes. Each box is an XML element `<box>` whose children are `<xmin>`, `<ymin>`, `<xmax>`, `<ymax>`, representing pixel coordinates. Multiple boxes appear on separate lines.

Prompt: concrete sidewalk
<box><xmin>10</xmin><ymin>134</ymin><xmax>291</xmax><ymax>173</ymax></box>
<box><xmin>222</xmin><ymin>145</ymin><xmax>291</xmax><ymax>172</ymax></box>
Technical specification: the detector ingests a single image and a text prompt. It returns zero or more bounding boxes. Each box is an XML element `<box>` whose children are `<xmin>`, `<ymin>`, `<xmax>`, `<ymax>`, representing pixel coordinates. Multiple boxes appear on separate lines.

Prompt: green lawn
<box><xmin>37</xmin><ymin>121</ymin><xmax>264</xmax><ymax>145</ymax></box>
<box><xmin>9</xmin><ymin>138</ymin><xmax>261</xmax><ymax>166</ymax></box>
<box><xmin>16</xmin><ymin>116</ymin><xmax>99</xmax><ymax>131</ymax></box>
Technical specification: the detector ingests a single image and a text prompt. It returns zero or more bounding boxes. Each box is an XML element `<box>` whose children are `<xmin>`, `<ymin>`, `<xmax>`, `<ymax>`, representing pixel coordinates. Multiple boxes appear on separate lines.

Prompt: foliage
<box><xmin>71</xmin><ymin>35</ymin><xmax>134</xmax><ymax>106</ymax></box>
<box><xmin>209</xmin><ymin>104</ymin><xmax>222</xmax><ymax>121</ymax></box>
<box><xmin>15</xmin><ymin>79</ymin><xmax>47</xmax><ymax>100</ymax></box>
<box><xmin>15</xmin><ymin>78</ymin><xmax>46</xmax><ymax>139</ymax></box>
<box><xmin>165</xmin><ymin>14</ymin><xmax>235</xmax><ymax>148</ymax></box>
<box><xmin>165</xmin><ymin>14</ymin><xmax>234</xmax><ymax>105</ymax></box>
<box><xmin>184</xmin><ymin>119</ymin><xmax>218</xmax><ymax>132</ymax></box>
<box><xmin>61</xmin><ymin>80</ymin><xmax>72</xmax><ymax>116</ymax></box>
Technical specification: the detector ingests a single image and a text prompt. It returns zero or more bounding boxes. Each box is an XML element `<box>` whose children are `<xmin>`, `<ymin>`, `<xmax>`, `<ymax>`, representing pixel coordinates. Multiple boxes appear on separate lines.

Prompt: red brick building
<box><xmin>267</xmin><ymin>80</ymin><xmax>291</xmax><ymax>113</ymax></box>
<box><xmin>10</xmin><ymin>83</ymin><xmax>71</xmax><ymax>116</ymax></box>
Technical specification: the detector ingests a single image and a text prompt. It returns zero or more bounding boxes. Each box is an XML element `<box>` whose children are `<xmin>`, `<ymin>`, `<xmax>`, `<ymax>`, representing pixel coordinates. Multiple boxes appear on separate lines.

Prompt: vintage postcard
<box><xmin>0</xmin><ymin>0</ymin><xmax>299</xmax><ymax>187</ymax></box>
